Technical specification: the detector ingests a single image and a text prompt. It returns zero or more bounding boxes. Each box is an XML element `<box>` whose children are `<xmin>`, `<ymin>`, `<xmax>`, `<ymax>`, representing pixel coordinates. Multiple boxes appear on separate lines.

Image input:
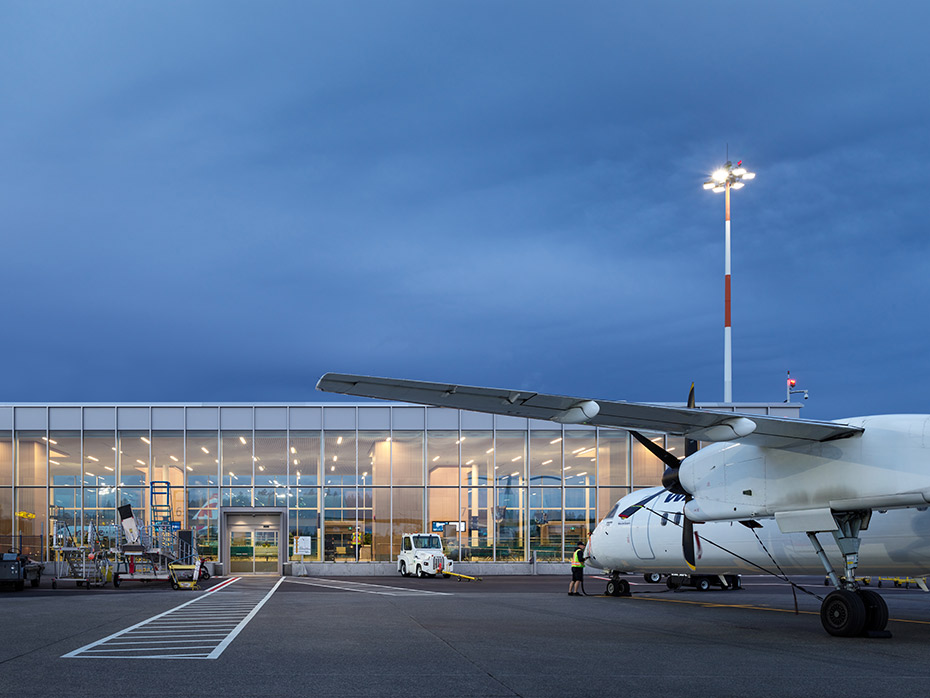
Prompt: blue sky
<box><xmin>1</xmin><ymin>2</ymin><xmax>927</xmax><ymax>419</ymax></box>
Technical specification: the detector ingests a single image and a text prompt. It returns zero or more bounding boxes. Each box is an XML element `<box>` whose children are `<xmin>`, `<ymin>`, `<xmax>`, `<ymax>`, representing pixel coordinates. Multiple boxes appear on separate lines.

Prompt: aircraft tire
<box><xmin>606</xmin><ymin>580</ymin><xmax>619</xmax><ymax>596</ymax></box>
<box><xmin>858</xmin><ymin>589</ymin><xmax>889</xmax><ymax>632</ymax></box>
<box><xmin>644</xmin><ymin>572</ymin><xmax>661</xmax><ymax>584</ymax></box>
<box><xmin>821</xmin><ymin>589</ymin><xmax>867</xmax><ymax>637</ymax></box>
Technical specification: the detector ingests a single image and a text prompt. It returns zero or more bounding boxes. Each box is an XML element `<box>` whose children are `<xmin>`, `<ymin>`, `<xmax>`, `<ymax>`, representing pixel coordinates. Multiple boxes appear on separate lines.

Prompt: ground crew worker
<box><xmin>568</xmin><ymin>540</ymin><xmax>587</xmax><ymax>596</ymax></box>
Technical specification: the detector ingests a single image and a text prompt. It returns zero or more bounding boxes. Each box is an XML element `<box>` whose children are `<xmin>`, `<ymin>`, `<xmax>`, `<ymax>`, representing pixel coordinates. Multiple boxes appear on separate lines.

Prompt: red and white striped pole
<box><xmin>724</xmin><ymin>180</ymin><xmax>732</xmax><ymax>403</ymax></box>
<box><xmin>704</xmin><ymin>160</ymin><xmax>754</xmax><ymax>404</ymax></box>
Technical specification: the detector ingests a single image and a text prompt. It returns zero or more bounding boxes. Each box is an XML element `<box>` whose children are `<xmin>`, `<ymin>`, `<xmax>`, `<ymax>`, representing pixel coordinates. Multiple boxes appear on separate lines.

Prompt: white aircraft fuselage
<box><xmin>588</xmin><ymin>486</ymin><xmax>930</xmax><ymax>578</ymax></box>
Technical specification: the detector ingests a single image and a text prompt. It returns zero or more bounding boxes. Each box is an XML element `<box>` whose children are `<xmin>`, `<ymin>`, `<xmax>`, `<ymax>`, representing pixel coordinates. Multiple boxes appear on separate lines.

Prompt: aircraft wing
<box><xmin>316</xmin><ymin>373</ymin><xmax>863</xmax><ymax>448</ymax></box>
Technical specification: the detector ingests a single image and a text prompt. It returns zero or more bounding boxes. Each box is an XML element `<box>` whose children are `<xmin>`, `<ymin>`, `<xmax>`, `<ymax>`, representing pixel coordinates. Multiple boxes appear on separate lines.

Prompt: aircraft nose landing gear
<box><xmin>808</xmin><ymin>511</ymin><xmax>891</xmax><ymax>638</ymax></box>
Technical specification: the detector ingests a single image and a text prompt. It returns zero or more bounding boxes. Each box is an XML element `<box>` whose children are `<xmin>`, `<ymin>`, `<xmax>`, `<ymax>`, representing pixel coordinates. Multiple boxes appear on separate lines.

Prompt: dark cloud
<box><xmin>1</xmin><ymin>1</ymin><xmax>928</xmax><ymax>419</ymax></box>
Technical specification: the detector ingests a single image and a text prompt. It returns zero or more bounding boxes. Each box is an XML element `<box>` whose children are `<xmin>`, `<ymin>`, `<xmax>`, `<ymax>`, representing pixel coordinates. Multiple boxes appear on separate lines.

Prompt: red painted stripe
<box><xmin>725</xmin><ymin>275</ymin><xmax>731</xmax><ymax>327</ymax></box>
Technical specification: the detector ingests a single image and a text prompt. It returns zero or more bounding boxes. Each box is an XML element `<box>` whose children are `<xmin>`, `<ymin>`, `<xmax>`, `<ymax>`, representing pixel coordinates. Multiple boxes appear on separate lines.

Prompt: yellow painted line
<box><xmin>628</xmin><ymin>594</ymin><xmax>930</xmax><ymax>624</ymax></box>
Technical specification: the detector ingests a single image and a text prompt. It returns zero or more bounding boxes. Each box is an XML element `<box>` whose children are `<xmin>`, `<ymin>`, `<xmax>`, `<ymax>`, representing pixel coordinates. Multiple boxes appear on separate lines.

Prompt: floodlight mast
<box><xmin>703</xmin><ymin>160</ymin><xmax>755</xmax><ymax>403</ymax></box>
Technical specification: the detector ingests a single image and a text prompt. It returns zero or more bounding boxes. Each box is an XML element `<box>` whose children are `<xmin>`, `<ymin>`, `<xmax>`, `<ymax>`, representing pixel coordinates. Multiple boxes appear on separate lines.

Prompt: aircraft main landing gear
<box><xmin>808</xmin><ymin>511</ymin><xmax>891</xmax><ymax>638</ymax></box>
<box><xmin>606</xmin><ymin>573</ymin><xmax>630</xmax><ymax>597</ymax></box>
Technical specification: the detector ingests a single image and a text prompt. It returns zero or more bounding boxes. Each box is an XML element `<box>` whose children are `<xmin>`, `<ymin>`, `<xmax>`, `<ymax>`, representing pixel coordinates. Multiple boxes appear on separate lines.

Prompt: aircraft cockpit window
<box><xmin>606</xmin><ymin>503</ymin><xmax>621</xmax><ymax>519</ymax></box>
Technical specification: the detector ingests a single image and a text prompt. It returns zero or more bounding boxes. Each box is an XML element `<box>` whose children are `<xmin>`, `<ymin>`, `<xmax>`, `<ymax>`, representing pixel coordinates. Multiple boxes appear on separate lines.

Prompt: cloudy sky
<box><xmin>1</xmin><ymin>2</ymin><xmax>927</xmax><ymax>420</ymax></box>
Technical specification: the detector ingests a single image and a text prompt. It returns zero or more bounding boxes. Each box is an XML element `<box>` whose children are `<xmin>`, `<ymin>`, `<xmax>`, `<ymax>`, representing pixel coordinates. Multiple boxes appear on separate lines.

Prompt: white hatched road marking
<box><xmin>63</xmin><ymin>576</ymin><xmax>284</xmax><ymax>660</ymax></box>
<box><xmin>285</xmin><ymin>577</ymin><xmax>450</xmax><ymax>596</ymax></box>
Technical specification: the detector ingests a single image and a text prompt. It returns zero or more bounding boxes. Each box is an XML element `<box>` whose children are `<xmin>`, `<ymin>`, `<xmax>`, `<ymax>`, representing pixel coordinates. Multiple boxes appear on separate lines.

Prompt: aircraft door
<box><xmin>630</xmin><ymin>507</ymin><xmax>655</xmax><ymax>560</ymax></box>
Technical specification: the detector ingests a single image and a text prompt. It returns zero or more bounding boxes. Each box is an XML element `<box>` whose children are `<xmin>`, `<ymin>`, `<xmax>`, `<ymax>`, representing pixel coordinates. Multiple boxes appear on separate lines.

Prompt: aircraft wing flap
<box><xmin>316</xmin><ymin>373</ymin><xmax>863</xmax><ymax>446</ymax></box>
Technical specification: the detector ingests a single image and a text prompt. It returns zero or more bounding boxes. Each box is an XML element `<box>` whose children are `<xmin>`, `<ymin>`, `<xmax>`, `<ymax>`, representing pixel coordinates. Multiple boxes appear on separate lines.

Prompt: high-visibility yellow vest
<box><xmin>571</xmin><ymin>548</ymin><xmax>585</xmax><ymax>568</ymax></box>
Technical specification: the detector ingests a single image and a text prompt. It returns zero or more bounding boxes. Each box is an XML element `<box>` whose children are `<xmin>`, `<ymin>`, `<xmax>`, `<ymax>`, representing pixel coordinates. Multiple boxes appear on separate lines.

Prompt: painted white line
<box><xmin>205</xmin><ymin>577</ymin><xmax>284</xmax><ymax>659</ymax></box>
<box><xmin>284</xmin><ymin>577</ymin><xmax>450</xmax><ymax>596</ymax></box>
<box><xmin>63</xmin><ymin>576</ymin><xmax>284</xmax><ymax>660</ymax></box>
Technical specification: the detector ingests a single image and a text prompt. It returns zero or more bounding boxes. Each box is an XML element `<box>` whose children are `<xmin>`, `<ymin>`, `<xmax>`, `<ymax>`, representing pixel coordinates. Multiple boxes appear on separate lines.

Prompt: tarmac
<box><xmin>3</xmin><ymin>573</ymin><xmax>930</xmax><ymax>697</ymax></box>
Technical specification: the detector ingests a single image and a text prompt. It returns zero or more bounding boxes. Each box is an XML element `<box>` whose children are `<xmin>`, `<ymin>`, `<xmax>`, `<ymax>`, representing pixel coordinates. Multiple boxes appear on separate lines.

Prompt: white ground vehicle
<box><xmin>397</xmin><ymin>534</ymin><xmax>453</xmax><ymax>578</ymax></box>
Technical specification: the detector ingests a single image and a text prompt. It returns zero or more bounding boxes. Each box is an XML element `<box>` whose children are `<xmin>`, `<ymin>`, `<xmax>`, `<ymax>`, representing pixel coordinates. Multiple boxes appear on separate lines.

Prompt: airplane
<box><xmin>316</xmin><ymin>372</ymin><xmax>930</xmax><ymax>637</ymax></box>
<box><xmin>587</xmin><ymin>486</ymin><xmax>930</xmax><ymax>615</ymax></box>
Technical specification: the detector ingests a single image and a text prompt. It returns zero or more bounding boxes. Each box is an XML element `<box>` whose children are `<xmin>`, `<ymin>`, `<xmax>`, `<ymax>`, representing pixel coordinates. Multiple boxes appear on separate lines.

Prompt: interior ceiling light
<box><xmin>141</xmin><ymin>436</ymin><xmax>150</xmax><ymax>444</ymax></box>
<box><xmin>240</xmin><ymin>436</ymin><xmax>247</xmax><ymax>445</ymax></box>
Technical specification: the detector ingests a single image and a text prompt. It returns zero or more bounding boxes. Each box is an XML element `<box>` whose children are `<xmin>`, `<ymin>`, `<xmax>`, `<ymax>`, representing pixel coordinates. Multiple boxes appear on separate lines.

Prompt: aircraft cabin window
<box><xmin>673</xmin><ymin>513</ymin><xmax>682</xmax><ymax>526</ymax></box>
<box><xmin>660</xmin><ymin>515</ymin><xmax>668</xmax><ymax>526</ymax></box>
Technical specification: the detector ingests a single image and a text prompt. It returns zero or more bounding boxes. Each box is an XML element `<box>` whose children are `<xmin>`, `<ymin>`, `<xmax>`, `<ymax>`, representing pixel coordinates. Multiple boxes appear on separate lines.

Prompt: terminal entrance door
<box><xmin>228</xmin><ymin>519</ymin><xmax>280</xmax><ymax>574</ymax></box>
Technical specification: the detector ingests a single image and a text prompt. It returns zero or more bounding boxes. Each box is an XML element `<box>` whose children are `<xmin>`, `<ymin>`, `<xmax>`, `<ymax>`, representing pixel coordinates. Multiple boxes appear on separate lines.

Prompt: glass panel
<box><xmin>288</xmin><ymin>431</ymin><xmax>320</xmax><ymax>487</ymax></box>
<box><xmin>427</xmin><ymin>487</ymin><xmax>459</xmax><ymax>558</ymax></box>
<box><xmin>118</xmin><ymin>431</ymin><xmax>149</xmax><ymax>487</ymax></box>
<box><xmin>82</xmin><ymin>488</ymin><xmax>117</xmax><ymax>549</ymax></box>
<box><xmin>254</xmin><ymin>431</ymin><xmax>286</xmax><ymax>487</ymax></box>
<box><xmin>49</xmin><ymin>432</ymin><xmax>81</xmax><ymax>490</ymax></box>
<box><xmin>0</xmin><ymin>488</ymin><xmax>11</xmax><ymax>538</ymax></box>
<box><xmin>598</xmin><ymin>430</ymin><xmax>629</xmax><ymax>488</ymax></box>
<box><xmin>187</xmin><ymin>487</ymin><xmax>219</xmax><ymax>559</ymax></box>
<box><xmin>462</xmin><ymin>486</ymin><xmax>492</xmax><ymax>560</ymax></box>
<box><xmin>84</xmin><ymin>431</ymin><xmax>116</xmax><ymax>488</ymax></box>
<box><xmin>151</xmin><ymin>432</ymin><xmax>184</xmax><ymax>519</ymax></box>
<box><xmin>324</xmin><ymin>432</ymin><xmax>356</xmax><ymax>486</ymax></box>
<box><xmin>530</xmin><ymin>487</ymin><xmax>562</xmax><ymax>560</ymax></box>
<box><xmin>392</xmin><ymin>431</ymin><xmax>423</xmax><ymax>487</ymax></box>
<box><xmin>186</xmin><ymin>432</ymin><xmax>219</xmax><ymax>487</ymax></box>
<box><xmin>118</xmin><ymin>488</ymin><xmax>146</xmax><ymax>523</ymax></box>
<box><xmin>254</xmin><ymin>530</ymin><xmax>278</xmax><ymax>573</ymax></box>
<box><xmin>50</xmin><ymin>487</ymin><xmax>80</xmax><ymax>545</ymax></box>
<box><xmin>631</xmin><ymin>433</ymin><xmax>664</xmax><ymax>488</ymax></box>
<box><xmin>323</xmin><ymin>486</ymin><xmax>356</xmax><ymax>561</ymax></box>
<box><xmin>230</xmin><ymin>530</ymin><xmax>253</xmax><ymax>573</ymax></box>
<box><xmin>16</xmin><ymin>432</ymin><xmax>47</xmax><ymax>487</ymax></box>
<box><xmin>495</xmin><ymin>485</ymin><xmax>525</xmax><ymax>561</ymax></box>
<box><xmin>665</xmin><ymin>436</ymin><xmax>686</xmax><ymax>481</ymax></box>
<box><xmin>355</xmin><ymin>487</ymin><xmax>373</xmax><ymax>561</ymax></box>
<box><xmin>14</xmin><ymin>488</ymin><xmax>46</xmax><ymax>557</ymax></box>
<box><xmin>565</xmin><ymin>487</ymin><xmax>597</xmax><ymax>550</ymax></box>
<box><xmin>391</xmin><ymin>487</ymin><xmax>424</xmax><ymax>556</ymax></box>
<box><xmin>289</xmin><ymin>488</ymin><xmax>319</xmax><ymax>561</ymax></box>
<box><xmin>372</xmin><ymin>487</ymin><xmax>391</xmax><ymax>561</ymax></box>
<box><xmin>223</xmin><ymin>487</ymin><xmax>252</xmax><ymax>507</ymax></box>
<box><xmin>564</xmin><ymin>431</ymin><xmax>596</xmax><ymax>487</ymax></box>
<box><xmin>460</xmin><ymin>431</ymin><xmax>493</xmax><ymax>486</ymax></box>
<box><xmin>427</xmin><ymin>431</ymin><xmax>458</xmax><ymax>486</ymax></box>
<box><xmin>222</xmin><ymin>431</ymin><xmax>252</xmax><ymax>487</ymax></box>
<box><xmin>0</xmin><ymin>432</ymin><xmax>11</xmax><ymax>487</ymax></box>
<box><xmin>358</xmin><ymin>431</ymin><xmax>390</xmax><ymax>487</ymax></box>
<box><xmin>598</xmin><ymin>487</ymin><xmax>631</xmax><ymax>521</ymax></box>
<box><xmin>495</xmin><ymin>432</ymin><xmax>526</xmax><ymax>484</ymax></box>
<box><xmin>530</xmin><ymin>430</ymin><xmax>562</xmax><ymax>486</ymax></box>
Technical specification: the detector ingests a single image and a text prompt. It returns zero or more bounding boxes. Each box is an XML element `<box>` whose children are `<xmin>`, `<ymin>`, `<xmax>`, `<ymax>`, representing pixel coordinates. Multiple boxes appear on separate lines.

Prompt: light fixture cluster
<box><xmin>703</xmin><ymin>160</ymin><xmax>755</xmax><ymax>193</ymax></box>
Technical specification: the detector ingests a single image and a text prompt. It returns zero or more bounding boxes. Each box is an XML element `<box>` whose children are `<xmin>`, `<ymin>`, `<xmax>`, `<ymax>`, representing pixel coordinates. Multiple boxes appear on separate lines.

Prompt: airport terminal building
<box><xmin>0</xmin><ymin>401</ymin><xmax>800</xmax><ymax>573</ymax></box>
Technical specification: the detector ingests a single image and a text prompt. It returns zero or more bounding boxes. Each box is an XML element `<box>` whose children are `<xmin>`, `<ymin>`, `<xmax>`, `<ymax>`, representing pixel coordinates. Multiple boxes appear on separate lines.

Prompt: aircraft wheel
<box><xmin>399</xmin><ymin>561</ymin><xmax>408</xmax><ymax>577</ymax></box>
<box><xmin>858</xmin><ymin>589</ymin><xmax>889</xmax><ymax>632</ymax></box>
<box><xmin>696</xmin><ymin>577</ymin><xmax>711</xmax><ymax>591</ymax></box>
<box><xmin>644</xmin><ymin>572</ymin><xmax>661</xmax><ymax>584</ymax></box>
<box><xmin>821</xmin><ymin>589</ymin><xmax>867</xmax><ymax>637</ymax></box>
<box><xmin>606</xmin><ymin>579</ymin><xmax>630</xmax><ymax>597</ymax></box>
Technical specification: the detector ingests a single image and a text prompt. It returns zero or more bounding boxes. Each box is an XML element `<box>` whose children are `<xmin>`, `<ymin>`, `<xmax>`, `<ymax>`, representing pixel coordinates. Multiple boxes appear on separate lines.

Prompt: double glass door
<box><xmin>229</xmin><ymin>527</ymin><xmax>279</xmax><ymax>573</ymax></box>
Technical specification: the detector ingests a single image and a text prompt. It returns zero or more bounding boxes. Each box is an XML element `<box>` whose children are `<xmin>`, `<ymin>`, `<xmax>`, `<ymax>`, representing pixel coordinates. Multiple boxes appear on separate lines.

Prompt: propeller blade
<box><xmin>683</xmin><ymin>514</ymin><xmax>696</xmax><ymax>570</ymax></box>
<box><xmin>630</xmin><ymin>430</ymin><xmax>680</xmax><ymax>470</ymax></box>
<box><xmin>685</xmin><ymin>383</ymin><xmax>699</xmax><ymax>458</ymax></box>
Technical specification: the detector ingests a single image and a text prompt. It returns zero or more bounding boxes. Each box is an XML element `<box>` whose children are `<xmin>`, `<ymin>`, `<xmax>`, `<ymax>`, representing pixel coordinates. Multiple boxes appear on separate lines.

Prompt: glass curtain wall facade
<box><xmin>0</xmin><ymin>403</ymin><xmax>798</xmax><ymax>562</ymax></box>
